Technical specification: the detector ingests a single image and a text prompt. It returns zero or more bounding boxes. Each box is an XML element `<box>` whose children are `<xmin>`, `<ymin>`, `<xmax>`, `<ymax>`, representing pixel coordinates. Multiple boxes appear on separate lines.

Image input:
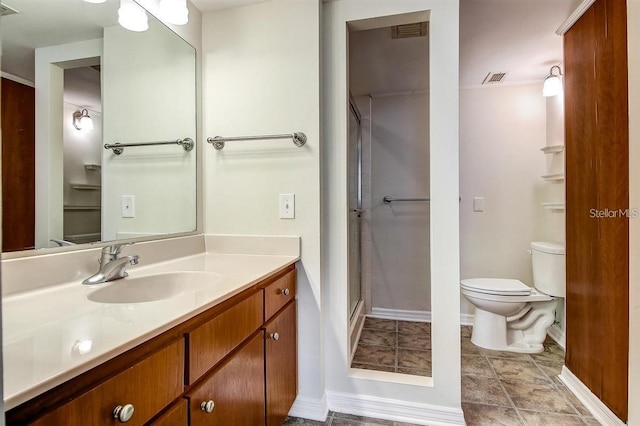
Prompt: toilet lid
<box><xmin>461</xmin><ymin>278</ymin><xmax>532</xmax><ymax>296</ymax></box>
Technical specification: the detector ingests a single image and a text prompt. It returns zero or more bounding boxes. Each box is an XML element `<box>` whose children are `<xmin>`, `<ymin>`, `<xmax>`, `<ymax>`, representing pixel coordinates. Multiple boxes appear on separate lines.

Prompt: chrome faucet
<box><xmin>83</xmin><ymin>243</ymin><xmax>140</xmax><ymax>285</ymax></box>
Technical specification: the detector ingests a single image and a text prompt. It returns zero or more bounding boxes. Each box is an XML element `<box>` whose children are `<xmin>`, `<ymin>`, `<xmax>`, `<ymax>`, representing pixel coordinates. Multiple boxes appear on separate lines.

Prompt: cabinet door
<box><xmin>29</xmin><ymin>340</ymin><xmax>183</xmax><ymax>426</ymax></box>
<box><xmin>188</xmin><ymin>332</ymin><xmax>265</xmax><ymax>426</ymax></box>
<box><xmin>265</xmin><ymin>301</ymin><xmax>297</xmax><ymax>426</ymax></box>
<box><xmin>149</xmin><ymin>399</ymin><xmax>188</xmax><ymax>426</ymax></box>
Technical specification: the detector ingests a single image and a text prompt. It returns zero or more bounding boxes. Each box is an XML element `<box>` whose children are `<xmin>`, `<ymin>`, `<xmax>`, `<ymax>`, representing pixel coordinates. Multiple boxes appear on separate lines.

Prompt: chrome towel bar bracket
<box><xmin>104</xmin><ymin>138</ymin><xmax>194</xmax><ymax>155</ymax></box>
<box><xmin>207</xmin><ymin>132</ymin><xmax>307</xmax><ymax>150</ymax></box>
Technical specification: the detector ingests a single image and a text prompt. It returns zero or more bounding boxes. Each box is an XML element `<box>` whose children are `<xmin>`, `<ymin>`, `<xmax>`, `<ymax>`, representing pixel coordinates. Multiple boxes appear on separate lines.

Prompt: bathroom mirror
<box><xmin>0</xmin><ymin>0</ymin><xmax>197</xmax><ymax>254</ymax></box>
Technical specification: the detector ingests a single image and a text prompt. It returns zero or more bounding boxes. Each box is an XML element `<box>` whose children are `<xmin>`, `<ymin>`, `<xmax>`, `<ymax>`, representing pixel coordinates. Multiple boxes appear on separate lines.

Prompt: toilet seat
<box><xmin>461</xmin><ymin>278</ymin><xmax>531</xmax><ymax>296</ymax></box>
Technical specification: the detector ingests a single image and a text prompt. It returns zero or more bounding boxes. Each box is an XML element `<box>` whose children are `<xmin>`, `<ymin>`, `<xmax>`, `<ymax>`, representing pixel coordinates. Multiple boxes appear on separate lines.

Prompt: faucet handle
<box><xmin>102</xmin><ymin>242</ymin><xmax>133</xmax><ymax>256</ymax></box>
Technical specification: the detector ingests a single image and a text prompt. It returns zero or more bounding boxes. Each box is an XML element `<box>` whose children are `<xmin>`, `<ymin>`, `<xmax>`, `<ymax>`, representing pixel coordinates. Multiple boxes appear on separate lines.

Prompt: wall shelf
<box><xmin>541</xmin><ymin>145</ymin><xmax>565</xmax><ymax>154</ymax></box>
<box><xmin>64</xmin><ymin>205</ymin><xmax>101</xmax><ymax>211</ymax></box>
<box><xmin>542</xmin><ymin>202</ymin><xmax>565</xmax><ymax>212</ymax></box>
<box><xmin>84</xmin><ymin>164</ymin><xmax>101</xmax><ymax>171</ymax></box>
<box><xmin>541</xmin><ymin>173</ymin><xmax>565</xmax><ymax>182</ymax></box>
<box><xmin>71</xmin><ymin>184</ymin><xmax>101</xmax><ymax>191</ymax></box>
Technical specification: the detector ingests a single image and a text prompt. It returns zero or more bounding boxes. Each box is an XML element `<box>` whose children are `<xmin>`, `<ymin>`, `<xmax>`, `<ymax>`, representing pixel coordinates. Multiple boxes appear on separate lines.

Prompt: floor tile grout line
<box><xmin>485</xmin><ymin>354</ymin><xmax>527</xmax><ymax>425</ymax></box>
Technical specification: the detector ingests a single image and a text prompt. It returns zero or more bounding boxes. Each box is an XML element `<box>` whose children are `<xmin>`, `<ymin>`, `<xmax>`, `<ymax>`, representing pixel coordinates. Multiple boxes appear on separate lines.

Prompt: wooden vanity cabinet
<box><xmin>265</xmin><ymin>301</ymin><xmax>297</xmax><ymax>426</ymax></box>
<box><xmin>7</xmin><ymin>265</ymin><xmax>297</xmax><ymax>426</ymax></box>
<box><xmin>149</xmin><ymin>400</ymin><xmax>188</xmax><ymax>426</ymax></box>
<box><xmin>29</xmin><ymin>340</ymin><xmax>184</xmax><ymax>426</ymax></box>
<box><xmin>187</xmin><ymin>332</ymin><xmax>266</xmax><ymax>425</ymax></box>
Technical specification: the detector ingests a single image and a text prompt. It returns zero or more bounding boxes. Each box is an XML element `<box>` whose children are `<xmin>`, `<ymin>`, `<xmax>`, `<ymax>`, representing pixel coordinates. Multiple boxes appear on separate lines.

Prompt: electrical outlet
<box><xmin>279</xmin><ymin>194</ymin><xmax>295</xmax><ymax>219</ymax></box>
<box><xmin>122</xmin><ymin>195</ymin><xmax>135</xmax><ymax>218</ymax></box>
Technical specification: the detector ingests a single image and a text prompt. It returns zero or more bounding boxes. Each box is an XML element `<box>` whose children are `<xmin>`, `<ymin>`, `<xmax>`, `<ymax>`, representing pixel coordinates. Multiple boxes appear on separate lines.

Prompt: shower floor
<box><xmin>351</xmin><ymin>317</ymin><xmax>432</xmax><ymax>376</ymax></box>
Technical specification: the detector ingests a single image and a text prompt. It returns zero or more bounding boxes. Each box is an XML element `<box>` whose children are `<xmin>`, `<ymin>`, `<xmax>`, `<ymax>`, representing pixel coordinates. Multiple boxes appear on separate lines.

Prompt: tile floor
<box><xmin>287</xmin><ymin>318</ymin><xmax>601</xmax><ymax>425</ymax></box>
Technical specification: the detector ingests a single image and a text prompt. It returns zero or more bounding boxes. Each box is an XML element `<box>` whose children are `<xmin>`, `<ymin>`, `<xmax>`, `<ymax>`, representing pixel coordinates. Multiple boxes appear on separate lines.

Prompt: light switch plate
<box><xmin>279</xmin><ymin>194</ymin><xmax>295</xmax><ymax>219</ymax></box>
<box><xmin>122</xmin><ymin>195</ymin><xmax>135</xmax><ymax>218</ymax></box>
<box><xmin>473</xmin><ymin>197</ymin><xmax>484</xmax><ymax>212</ymax></box>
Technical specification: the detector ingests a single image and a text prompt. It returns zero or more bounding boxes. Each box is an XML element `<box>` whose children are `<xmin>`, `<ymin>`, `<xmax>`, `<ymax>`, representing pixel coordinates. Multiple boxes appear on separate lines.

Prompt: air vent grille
<box><xmin>391</xmin><ymin>22</ymin><xmax>428</xmax><ymax>39</ymax></box>
<box><xmin>0</xmin><ymin>3</ymin><xmax>18</xmax><ymax>16</ymax></box>
<box><xmin>482</xmin><ymin>72</ymin><xmax>508</xmax><ymax>85</ymax></box>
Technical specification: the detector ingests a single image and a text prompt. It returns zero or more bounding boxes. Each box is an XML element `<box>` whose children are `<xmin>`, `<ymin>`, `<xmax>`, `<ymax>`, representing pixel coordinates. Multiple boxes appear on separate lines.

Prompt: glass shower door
<box><xmin>348</xmin><ymin>99</ymin><xmax>363</xmax><ymax>322</ymax></box>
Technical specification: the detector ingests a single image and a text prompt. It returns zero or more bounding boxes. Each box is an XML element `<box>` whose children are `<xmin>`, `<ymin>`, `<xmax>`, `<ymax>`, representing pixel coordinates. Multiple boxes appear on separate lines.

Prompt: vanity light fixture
<box><xmin>73</xmin><ymin>109</ymin><xmax>94</xmax><ymax>131</ymax></box>
<box><xmin>118</xmin><ymin>0</ymin><xmax>149</xmax><ymax>32</ymax></box>
<box><xmin>543</xmin><ymin>65</ymin><xmax>563</xmax><ymax>97</ymax></box>
<box><xmin>159</xmin><ymin>0</ymin><xmax>189</xmax><ymax>25</ymax></box>
<box><xmin>83</xmin><ymin>0</ymin><xmax>107</xmax><ymax>3</ymax></box>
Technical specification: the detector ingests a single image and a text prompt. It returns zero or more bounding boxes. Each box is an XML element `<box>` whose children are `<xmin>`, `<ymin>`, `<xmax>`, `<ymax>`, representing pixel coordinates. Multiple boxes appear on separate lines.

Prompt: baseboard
<box><xmin>460</xmin><ymin>313</ymin><xmax>474</xmax><ymax>326</ymax></box>
<box><xmin>547</xmin><ymin>324</ymin><xmax>566</xmax><ymax>349</ymax></box>
<box><xmin>326</xmin><ymin>390</ymin><xmax>465</xmax><ymax>425</ymax></box>
<box><xmin>370</xmin><ymin>307</ymin><xmax>431</xmax><ymax>322</ymax></box>
<box><xmin>559</xmin><ymin>366</ymin><xmax>625</xmax><ymax>426</ymax></box>
<box><xmin>288</xmin><ymin>394</ymin><xmax>329</xmax><ymax>422</ymax></box>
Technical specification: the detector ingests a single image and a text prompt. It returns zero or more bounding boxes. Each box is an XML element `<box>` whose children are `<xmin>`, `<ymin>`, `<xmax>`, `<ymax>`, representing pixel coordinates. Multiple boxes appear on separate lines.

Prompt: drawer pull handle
<box><xmin>281</xmin><ymin>288</ymin><xmax>290</xmax><ymax>296</ymax></box>
<box><xmin>201</xmin><ymin>400</ymin><xmax>215</xmax><ymax>413</ymax></box>
<box><xmin>270</xmin><ymin>332</ymin><xmax>280</xmax><ymax>341</ymax></box>
<box><xmin>112</xmin><ymin>404</ymin><xmax>135</xmax><ymax>423</ymax></box>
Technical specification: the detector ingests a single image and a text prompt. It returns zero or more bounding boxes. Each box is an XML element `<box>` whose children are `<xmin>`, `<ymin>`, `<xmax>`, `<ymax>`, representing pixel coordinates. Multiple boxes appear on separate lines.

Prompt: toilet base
<box><xmin>470</xmin><ymin>300</ymin><xmax>558</xmax><ymax>354</ymax></box>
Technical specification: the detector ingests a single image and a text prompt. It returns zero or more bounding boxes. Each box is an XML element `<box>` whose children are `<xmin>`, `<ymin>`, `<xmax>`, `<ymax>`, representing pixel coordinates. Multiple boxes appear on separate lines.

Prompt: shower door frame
<box><xmin>348</xmin><ymin>94</ymin><xmax>364</xmax><ymax>323</ymax></box>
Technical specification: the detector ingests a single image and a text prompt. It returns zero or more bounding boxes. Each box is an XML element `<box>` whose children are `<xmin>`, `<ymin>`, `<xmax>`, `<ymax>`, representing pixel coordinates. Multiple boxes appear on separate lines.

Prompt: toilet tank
<box><xmin>531</xmin><ymin>241</ymin><xmax>566</xmax><ymax>298</ymax></box>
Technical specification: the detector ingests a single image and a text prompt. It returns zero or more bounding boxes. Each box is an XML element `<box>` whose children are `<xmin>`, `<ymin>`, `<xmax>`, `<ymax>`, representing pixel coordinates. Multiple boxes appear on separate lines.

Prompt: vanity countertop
<box><xmin>2</xmin><ymin>251</ymin><xmax>298</xmax><ymax>410</ymax></box>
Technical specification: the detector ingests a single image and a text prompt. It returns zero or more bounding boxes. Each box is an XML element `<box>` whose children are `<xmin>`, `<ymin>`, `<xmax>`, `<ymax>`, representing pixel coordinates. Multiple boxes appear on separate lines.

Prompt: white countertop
<box><xmin>2</xmin><ymin>251</ymin><xmax>298</xmax><ymax>410</ymax></box>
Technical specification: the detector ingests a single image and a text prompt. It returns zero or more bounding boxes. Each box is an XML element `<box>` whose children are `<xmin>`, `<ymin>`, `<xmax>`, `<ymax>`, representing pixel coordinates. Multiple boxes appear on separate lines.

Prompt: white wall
<box><xmin>370</xmin><ymin>94</ymin><xmax>430</xmax><ymax>313</ymax></box>
<box><xmin>324</xmin><ymin>1</ymin><xmax>462</xmax><ymax>422</ymax></box>
<box><xmin>627</xmin><ymin>0</ymin><xmax>639</xmax><ymax>424</ymax></box>
<box><xmin>201</xmin><ymin>0</ymin><xmax>323</xmax><ymax>408</ymax></box>
<box><xmin>459</xmin><ymin>84</ymin><xmax>547</xmax><ymax>315</ymax></box>
<box><xmin>102</xmin><ymin>22</ymin><xmax>197</xmax><ymax>241</ymax></box>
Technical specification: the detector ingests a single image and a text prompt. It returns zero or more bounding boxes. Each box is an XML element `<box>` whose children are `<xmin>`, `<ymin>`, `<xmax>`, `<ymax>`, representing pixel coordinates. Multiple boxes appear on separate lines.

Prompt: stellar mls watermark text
<box><xmin>590</xmin><ymin>208</ymin><xmax>640</xmax><ymax>218</ymax></box>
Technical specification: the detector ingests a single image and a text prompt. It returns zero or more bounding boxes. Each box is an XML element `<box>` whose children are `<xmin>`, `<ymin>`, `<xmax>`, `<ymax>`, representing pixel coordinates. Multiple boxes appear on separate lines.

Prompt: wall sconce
<box><xmin>543</xmin><ymin>65</ymin><xmax>563</xmax><ymax>97</ymax></box>
<box><xmin>159</xmin><ymin>0</ymin><xmax>189</xmax><ymax>25</ymax></box>
<box><xmin>73</xmin><ymin>109</ymin><xmax>94</xmax><ymax>131</ymax></box>
<box><xmin>118</xmin><ymin>0</ymin><xmax>149</xmax><ymax>32</ymax></box>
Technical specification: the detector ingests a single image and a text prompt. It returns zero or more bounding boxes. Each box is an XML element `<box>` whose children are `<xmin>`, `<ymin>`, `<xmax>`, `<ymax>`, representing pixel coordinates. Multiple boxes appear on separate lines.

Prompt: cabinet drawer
<box><xmin>264</xmin><ymin>269</ymin><xmax>296</xmax><ymax>321</ymax></box>
<box><xmin>188</xmin><ymin>332</ymin><xmax>265</xmax><ymax>426</ymax></box>
<box><xmin>30</xmin><ymin>340</ymin><xmax>184</xmax><ymax>426</ymax></box>
<box><xmin>149</xmin><ymin>399</ymin><xmax>188</xmax><ymax>426</ymax></box>
<box><xmin>187</xmin><ymin>290</ymin><xmax>263</xmax><ymax>384</ymax></box>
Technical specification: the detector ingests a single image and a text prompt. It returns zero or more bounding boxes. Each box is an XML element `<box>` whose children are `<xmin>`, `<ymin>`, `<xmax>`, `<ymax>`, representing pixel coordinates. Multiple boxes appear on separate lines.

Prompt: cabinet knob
<box><xmin>281</xmin><ymin>288</ymin><xmax>290</xmax><ymax>296</ymax></box>
<box><xmin>270</xmin><ymin>332</ymin><xmax>280</xmax><ymax>341</ymax></box>
<box><xmin>112</xmin><ymin>404</ymin><xmax>135</xmax><ymax>423</ymax></box>
<box><xmin>201</xmin><ymin>400</ymin><xmax>215</xmax><ymax>413</ymax></box>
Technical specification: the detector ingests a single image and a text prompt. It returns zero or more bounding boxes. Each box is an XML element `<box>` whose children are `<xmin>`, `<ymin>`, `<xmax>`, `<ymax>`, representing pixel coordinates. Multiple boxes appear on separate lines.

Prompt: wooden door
<box><xmin>564</xmin><ymin>0</ymin><xmax>629</xmax><ymax>420</ymax></box>
<box><xmin>1</xmin><ymin>77</ymin><xmax>36</xmax><ymax>251</ymax></box>
<box><xmin>188</xmin><ymin>332</ymin><xmax>266</xmax><ymax>426</ymax></box>
<box><xmin>265</xmin><ymin>301</ymin><xmax>297</xmax><ymax>426</ymax></box>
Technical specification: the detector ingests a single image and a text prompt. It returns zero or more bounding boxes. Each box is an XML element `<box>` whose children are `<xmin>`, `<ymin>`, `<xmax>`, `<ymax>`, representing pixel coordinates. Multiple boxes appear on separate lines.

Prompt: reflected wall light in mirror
<box><xmin>543</xmin><ymin>65</ymin><xmax>563</xmax><ymax>97</ymax></box>
<box><xmin>159</xmin><ymin>0</ymin><xmax>189</xmax><ymax>25</ymax></box>
<box><xmin>118</xmin><ymin>0</ymin><xmax>149</xmax><ymax>32</ymax></box>
<box><xmin>73</xmin><ymin>109</ymin><xmax>94</xmax><ymax>131</ymax></box>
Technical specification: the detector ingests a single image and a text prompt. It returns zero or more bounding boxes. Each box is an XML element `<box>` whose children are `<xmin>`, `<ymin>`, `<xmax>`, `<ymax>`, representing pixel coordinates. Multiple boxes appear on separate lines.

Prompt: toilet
<box><xmin>461</xmin><ymin>242</ymin><xmax>565</xmax><ymax>354</ymax></box>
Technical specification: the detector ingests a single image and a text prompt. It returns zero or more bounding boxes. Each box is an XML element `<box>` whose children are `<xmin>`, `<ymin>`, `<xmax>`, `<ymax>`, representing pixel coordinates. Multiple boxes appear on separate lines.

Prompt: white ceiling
<box><xmin>460</xmin><ymin>0</ymin><xmax>582</xmax><ymax>87</ymax></box>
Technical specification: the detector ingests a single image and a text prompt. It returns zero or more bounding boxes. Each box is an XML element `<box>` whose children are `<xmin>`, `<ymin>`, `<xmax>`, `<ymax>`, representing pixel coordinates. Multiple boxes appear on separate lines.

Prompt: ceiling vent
<box><xmin>482</xmin><ymin>72</ymin><xmax>509</xmax><ymax>85</ymax></box>
<box><xmin>0</xmin><ymin>3</ymin><xmax>18</xmax><ymax>16</ymax></box>
<box><xmin>391</xmin><ymin>22</ymin><xmax>428</xmax><ymax>39</ymax></box>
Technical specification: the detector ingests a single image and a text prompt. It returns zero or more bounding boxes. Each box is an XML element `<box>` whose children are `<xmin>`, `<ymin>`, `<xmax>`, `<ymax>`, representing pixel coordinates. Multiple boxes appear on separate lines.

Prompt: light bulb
<box><xmin>79</xmin><ymin>115</ymin><xmax>94</xmax><ymax>130</ymax></box>
<box><xmin>118</xmin><ymin>0</ymin><xmax>149</xmax><ymax>32</ymax></box>
<box><xmin>543</xmin><ymin>75</ymin><xmax>563</xmax><ymax>97</ymax></box>
<box><xmin>159</xmin><ymin>0</ymin><xmax>189</xmax><ymax>25</ymax></box>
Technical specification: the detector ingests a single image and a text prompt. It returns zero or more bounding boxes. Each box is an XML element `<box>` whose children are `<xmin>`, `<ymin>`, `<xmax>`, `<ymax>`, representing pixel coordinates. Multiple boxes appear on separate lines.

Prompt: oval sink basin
<box><xmin>87</xmin><ymin>271</ymin><xmax>223</xmax><ymax>304</ymax></box>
